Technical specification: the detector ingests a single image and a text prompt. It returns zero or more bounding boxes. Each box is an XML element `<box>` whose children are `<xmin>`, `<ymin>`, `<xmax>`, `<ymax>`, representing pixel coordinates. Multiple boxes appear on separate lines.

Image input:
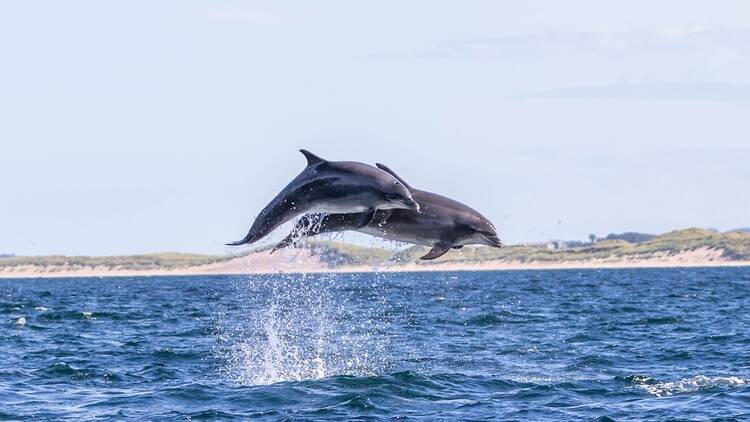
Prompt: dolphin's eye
<box><xmin>394</xmin><ymin>181</ymin><xmax>399</xmax><ymax>185</ymax></box>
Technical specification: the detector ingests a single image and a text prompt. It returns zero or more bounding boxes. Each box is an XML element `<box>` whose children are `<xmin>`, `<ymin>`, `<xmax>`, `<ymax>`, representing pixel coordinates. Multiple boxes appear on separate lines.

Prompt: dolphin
<box><xmin>272</xmin><ymin>163</ymin><xmax>502</xmax><ymax>260</ymax></box>
<box><xmin>227</xmin><ymin>150</ymin><xmax>420</xmax><ymax>246</ymax></box>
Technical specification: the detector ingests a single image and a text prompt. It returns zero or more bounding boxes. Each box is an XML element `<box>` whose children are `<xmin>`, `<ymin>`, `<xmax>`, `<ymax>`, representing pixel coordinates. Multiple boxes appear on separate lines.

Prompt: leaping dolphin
<box><xmin>227</xmin><ymin>150</ymin><xmax>420</xmax><ymax>246</ymax></box>
<box><xmin>272</xmin><ymin>163</ymin><xmax>502</xmax><ymax>260</ymax></box>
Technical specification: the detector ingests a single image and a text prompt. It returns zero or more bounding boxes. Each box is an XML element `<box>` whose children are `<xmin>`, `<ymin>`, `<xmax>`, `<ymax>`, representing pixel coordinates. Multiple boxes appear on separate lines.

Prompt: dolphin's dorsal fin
<box><xmin>376</xmin><ymin>163</ymin><xmax>412</xmax><ymax>189</ymax></box>
<box><xmin>300</xmin><ymin>149</ymin><xmax>326</xmax><ymax>166</ymax></box>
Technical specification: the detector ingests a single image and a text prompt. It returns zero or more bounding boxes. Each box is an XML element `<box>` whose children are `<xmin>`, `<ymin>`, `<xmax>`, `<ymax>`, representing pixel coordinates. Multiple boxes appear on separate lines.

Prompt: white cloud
<box><xmin>414</xmin><ymin>25</ymin><xmax>750</xmax><ymax>59</ymax></box>
<box><xmin>518</xmin><ymin>81</ymin><xmax>750</xmax><ymax>104</ymax></box>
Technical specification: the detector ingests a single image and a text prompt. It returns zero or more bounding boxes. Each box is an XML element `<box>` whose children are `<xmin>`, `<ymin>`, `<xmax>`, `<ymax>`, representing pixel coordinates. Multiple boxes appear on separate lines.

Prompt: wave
<box><xmin>625</xmin><ymin>374</ymin><xmax>748</xmax><ymax>397</ymax></box>
<box><xmin>435</xmin><ymin>310</ymin><xmax>547</xmax><ymax>327</ymax></box>
<box><xmin>36</xmin><ymin>310</ymin><xmax>96</xmax><ymax>321</ymax></box>
<box><xmin>34</xmin><ymin>362</ymin><xmax>123</xmax><ymax>382</ymax></box>
<box><xmin>129</xmin><ymin>363</ymin><xmax>182</xmax><ymax>381</ymax></box>
<box><xmin>35</xmin><ymin>310</ymin><xmax>134</xmax><ymax>321</ymax></box>
<box><xmin>630</xmin><ymin>316</ymin><xmax>685</xmax><ymax>325</ymax></box>
<box><xmin>464</xmin><ymin>310</ymin><xmax>515</xmax><ymax>326</ymax></box>
<box><xmin>152</xmin><ymin>348</ymin><xmax>201</xmax><ymax>361</ymax></box>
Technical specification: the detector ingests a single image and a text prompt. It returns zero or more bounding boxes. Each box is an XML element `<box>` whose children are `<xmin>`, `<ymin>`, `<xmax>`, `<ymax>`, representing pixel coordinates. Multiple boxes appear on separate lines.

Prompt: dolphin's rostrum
<box><xmin>272</xmin><ymin>163</ymin><xmax>502</xmax><ymax>260</ymax></box>
<box><xmin>227</xmin><ymin>150</ymin><xmax>419</xmax><ymax>246</ymax></box>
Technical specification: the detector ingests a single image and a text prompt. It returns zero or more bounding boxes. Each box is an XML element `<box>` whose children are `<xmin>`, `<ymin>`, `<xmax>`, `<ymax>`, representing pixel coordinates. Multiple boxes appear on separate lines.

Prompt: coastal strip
<box><xmin>2</xmin><ymin>228</ymin><xmax>749</xmax><ymax>279</ymax></box>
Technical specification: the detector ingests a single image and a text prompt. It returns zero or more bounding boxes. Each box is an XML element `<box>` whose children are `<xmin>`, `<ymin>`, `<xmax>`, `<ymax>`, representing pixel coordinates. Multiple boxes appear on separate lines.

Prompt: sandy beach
<box><xmin>3</xmin><ymin>246</ymin><xmax>749</xmax><ymax>279</ymax></box>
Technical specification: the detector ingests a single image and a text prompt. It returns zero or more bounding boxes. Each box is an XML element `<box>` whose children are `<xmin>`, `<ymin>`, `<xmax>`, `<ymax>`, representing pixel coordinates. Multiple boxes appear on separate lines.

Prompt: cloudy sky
<box><xmin>1</xmin><ymin>1</ymin><xmax>749</xmax><ymax>255</ymax></box>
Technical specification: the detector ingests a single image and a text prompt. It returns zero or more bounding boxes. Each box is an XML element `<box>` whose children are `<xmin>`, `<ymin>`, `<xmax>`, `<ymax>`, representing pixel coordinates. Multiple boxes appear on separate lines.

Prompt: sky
<box><xmin>1</xmin><ymin>1</ymin><xmax>749</xmax><ymax>256</ymax></box>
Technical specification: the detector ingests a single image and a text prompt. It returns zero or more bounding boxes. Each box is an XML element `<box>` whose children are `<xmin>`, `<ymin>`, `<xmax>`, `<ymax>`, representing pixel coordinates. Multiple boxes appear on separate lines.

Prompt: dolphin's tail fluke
<box><xmin>226</xmin><ymin>231</ymin><xmax>257</xmax><ymax>246</ymax></box>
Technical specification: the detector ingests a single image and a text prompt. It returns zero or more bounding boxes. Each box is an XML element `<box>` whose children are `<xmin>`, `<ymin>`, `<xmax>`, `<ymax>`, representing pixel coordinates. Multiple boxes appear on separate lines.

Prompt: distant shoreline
<box><xmin>3</xmin><ymin>228</ymin><xmax>750</xmax><ymax>279</ymax></box>
<box><xmin>2</xmin><ymin>257</ymin><xmax>749</xmax><ymax>280</ymax></box>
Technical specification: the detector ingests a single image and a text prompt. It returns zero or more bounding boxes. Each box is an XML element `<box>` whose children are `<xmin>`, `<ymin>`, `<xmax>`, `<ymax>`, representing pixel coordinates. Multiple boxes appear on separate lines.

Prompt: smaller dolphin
<box><xmin>227</xmin><ymin>150</ymin><xmax>419</xmax><ymax>246</ymax></box>
<box><xmin>272</xmin><ymin>163</ymin><xmax>502</xmax><ymax>260</ymax></box>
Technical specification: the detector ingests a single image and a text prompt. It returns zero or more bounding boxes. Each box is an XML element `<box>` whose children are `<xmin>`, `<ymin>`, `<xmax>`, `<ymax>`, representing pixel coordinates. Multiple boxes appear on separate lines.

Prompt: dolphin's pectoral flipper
<box><xmin>420</xmin><ymin>242</ymin><xmax>454</xmax><ymax>260</ymax></box>
<box><xmin>354</xmin><ymin>208</ymin><xmax>376</xmax><ymax>228</ymax></box>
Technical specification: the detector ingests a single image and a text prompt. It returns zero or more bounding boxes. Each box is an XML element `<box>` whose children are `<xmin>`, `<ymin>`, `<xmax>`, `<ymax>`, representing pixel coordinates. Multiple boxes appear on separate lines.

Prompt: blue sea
<box><xmin>2</xmin><ymin>268</ymin><xmax>749</xmax><ymax>420</ymax></box>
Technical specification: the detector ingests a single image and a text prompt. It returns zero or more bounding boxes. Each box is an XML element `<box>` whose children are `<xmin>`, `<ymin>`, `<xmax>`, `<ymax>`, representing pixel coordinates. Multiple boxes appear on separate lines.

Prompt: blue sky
<box><xmin>1</xmin><ymin>1</ymin><xmax>749</xmax><ymax>255</ymax></box>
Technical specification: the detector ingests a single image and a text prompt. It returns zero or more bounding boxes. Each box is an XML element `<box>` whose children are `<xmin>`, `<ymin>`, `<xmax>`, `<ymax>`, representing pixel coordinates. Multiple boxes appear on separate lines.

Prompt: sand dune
<box><xmin>2</xmin><ymin>245</ymin><xmax>748</xmax><ymax>279</ymax></box>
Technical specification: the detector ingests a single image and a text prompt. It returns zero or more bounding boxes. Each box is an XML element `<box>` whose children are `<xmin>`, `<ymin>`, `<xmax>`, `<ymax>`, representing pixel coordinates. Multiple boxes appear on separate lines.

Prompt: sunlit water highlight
<box><xmin>1</xmin><ymin>268</ymin><xmax>749</xmax><ymax>420</ymax></box>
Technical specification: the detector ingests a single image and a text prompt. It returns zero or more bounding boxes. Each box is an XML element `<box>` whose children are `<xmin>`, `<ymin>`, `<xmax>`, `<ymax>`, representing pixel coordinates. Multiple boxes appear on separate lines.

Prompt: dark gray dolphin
<box><xmin>272</xmin><ymin>163</ymin><xmax>502</xmax><ymax>260</ymax></box>
<box><xmin>227</xmin><ymin>151</ymin><xmax>419</xmax><ymax>246</ymax></box>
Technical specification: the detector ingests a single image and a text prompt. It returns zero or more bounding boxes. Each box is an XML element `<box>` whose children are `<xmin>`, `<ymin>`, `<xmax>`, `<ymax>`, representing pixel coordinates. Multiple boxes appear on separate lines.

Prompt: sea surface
<box><xmin>1</xmin><ymin>268</ymin><xmax>749</xmax><ymax>421</ymax></box>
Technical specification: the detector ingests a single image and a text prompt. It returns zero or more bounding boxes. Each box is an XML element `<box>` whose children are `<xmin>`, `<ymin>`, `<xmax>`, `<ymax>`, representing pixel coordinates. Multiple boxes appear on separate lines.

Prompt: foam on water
<box><xmin>636</xmin><ymin>375</ymin><xmax>748</xmax><ymax>397</ymax></box>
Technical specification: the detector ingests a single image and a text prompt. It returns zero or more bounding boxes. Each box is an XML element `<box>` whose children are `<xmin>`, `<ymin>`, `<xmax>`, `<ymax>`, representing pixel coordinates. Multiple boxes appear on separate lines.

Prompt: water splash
<box><xmin>214</xmin><ymin>272</ymin><xmax>392</xmax><ymax>385</ymax></box>
<box><xmin>635</xmin><ymin>375</ymin><xmax>748</xmax><ymax>397</ymax></box>
<box><xmin>291</xmin><ymin>213</ymin><xmax>329</xmax><ymax>242</ymax></box>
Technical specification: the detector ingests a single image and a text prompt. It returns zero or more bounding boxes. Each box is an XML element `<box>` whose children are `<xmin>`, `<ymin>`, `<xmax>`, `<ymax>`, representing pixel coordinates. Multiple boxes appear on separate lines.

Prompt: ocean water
<box><xmin>1</xmin><ymin>268</ymin><xmax>749</xmax><ymax>421</ymax></box>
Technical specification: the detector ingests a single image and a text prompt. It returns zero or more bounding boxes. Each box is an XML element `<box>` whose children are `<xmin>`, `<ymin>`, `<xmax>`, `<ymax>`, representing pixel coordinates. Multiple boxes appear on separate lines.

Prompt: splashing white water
<box><xmin>215</xmin><ymin>272</ymin><xmax>391</xmax><ymax>385</ymax></box>
<box><xmin>290</xmin><ymin>212</ymin><xmax>329</xmax><ymax>244</ymax></box>
<box><xmin>637</xmin><ymin>375</ymin><xmax>747</xmax><ymax>397</ymax></box>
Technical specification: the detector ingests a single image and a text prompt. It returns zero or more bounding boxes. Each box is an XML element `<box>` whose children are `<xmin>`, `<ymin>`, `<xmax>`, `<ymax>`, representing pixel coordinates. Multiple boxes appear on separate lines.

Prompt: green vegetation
<box><xmin>2</xmin><ymin>228</ymin><xmax>749</xmax><ymax>274</ymax></box>
<box><xmin>306</xmin><ymin>228</ymin><xmax>750</xmax><ymax>266</ymax></box>
<box><xmin>0</xmin><ymin>252</ymin><xmax>231</xmax><ymax>271</ymax></box>
<box><xmin>602</xmin><ymin>232</ymin><xmax>656</xmax><ymax>243</ymax></box>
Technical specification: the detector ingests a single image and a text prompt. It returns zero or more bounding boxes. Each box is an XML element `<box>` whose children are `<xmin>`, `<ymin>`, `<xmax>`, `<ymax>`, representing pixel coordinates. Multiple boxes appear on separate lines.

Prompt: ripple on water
<box><xmin>34</xmin><ymin>362</ymin><xmax>123</xmax><ymax>383</ymax></box>
<box><xmin>36</xmin><ymin>310</ymin><xmax>96</xmax><ymax>321</ymax></box>
<box><xmin>633</xmin><ymin>315</ymin><xmax>685</xmax><ymax>325</ymax></box>
<box><xmin>0</xmin><ymin>269</ymin><xmax>748</xmax><ymax>420</ymax></box>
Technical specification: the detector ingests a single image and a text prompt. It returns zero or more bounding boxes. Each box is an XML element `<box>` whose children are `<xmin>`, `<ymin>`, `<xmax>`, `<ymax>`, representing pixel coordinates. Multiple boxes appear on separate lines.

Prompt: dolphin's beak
<box><xmin>482</xmin><ymin>233</ymin><xmax>503</xmax><ymax>248</ymax></box>
<box><xmin>404</xmin><ymin>198</ymin><xmax>421</xmax><ymax>212</ymax></box>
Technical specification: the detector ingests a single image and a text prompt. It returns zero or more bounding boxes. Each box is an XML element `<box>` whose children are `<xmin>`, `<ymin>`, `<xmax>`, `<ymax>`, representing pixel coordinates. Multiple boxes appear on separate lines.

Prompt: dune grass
<box><xmin>312</xmin><ymin>228</ymin><xmax>750</xmax><ymax>266</ymax></box>
<box><xmin>0</xmin><ymin>252</ymin><xmax>231</xmax><ymax>271</ymax></box>
<box><xmin>2</xmin><ymin>228</ymin><xmax>749</xmax><ymax>272</ymax></box>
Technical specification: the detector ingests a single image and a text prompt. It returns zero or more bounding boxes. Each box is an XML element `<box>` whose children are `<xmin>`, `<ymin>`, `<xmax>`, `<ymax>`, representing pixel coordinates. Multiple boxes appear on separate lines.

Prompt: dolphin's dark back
<box><xmin>228</xmin><ymin>150</ymin><xmax>418</xmax><ymax>246</ymax></box>
<box><xmin>271</xmin><ymin>161</ymin><xmax>501</xmax><ymax>258</ymax></box>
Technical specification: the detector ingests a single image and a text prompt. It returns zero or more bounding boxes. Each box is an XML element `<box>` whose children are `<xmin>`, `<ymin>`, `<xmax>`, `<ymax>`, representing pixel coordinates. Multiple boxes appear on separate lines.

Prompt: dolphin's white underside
<box><xmin>306</xmin><ymin>202</ymin><xmax>372</xmax><ymax>214</ymax></box>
